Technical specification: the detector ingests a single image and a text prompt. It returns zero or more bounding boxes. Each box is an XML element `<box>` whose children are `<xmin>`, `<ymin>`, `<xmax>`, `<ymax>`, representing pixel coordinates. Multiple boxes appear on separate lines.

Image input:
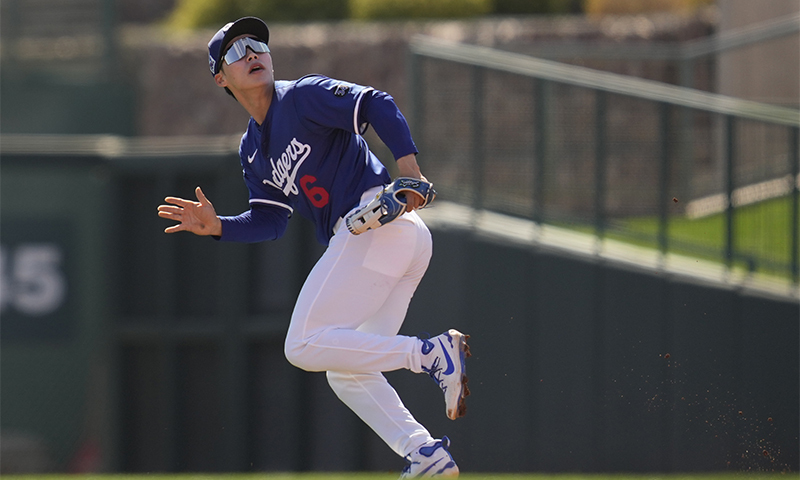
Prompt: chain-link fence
<box><xmin>409</xmin><ymin>36</ymin><xmax>799</xmax><ymax>284</ymax></box>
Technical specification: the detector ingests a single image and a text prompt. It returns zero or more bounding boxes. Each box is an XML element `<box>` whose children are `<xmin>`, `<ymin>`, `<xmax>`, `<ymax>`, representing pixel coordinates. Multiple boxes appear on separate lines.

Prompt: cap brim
<box><xmin>220</xmin><ymin>17</ymin><xmax>270</xmax><ymax>53</ymax></box>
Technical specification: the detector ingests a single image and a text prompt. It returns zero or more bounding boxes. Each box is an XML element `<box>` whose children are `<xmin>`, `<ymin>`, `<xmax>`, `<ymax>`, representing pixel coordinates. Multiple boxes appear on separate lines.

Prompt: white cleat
<box><xmin>400</xmin><ymin>437</ymin><xmax>459</xmax><ymax>478</ymax></box>
<box><xmin>421</xmin><ymin>329</ymin><xmax>471</xmax><ymax>420</ymax></box>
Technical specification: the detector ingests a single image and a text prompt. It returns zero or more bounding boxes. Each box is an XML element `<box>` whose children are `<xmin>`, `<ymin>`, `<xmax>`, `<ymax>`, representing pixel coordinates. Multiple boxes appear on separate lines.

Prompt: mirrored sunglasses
<box><xmin>223</xmin><ymin>37</ymin><xmax>270</xmax><ymax>65</ymax></box>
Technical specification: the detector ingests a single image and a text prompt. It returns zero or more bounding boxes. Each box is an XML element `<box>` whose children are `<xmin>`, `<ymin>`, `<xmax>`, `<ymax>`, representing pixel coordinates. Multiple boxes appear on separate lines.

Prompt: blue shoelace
<box><xmin>420</xmin><ymin>339</ymin><xmax>448</xmax><ymax>393</ymax></box>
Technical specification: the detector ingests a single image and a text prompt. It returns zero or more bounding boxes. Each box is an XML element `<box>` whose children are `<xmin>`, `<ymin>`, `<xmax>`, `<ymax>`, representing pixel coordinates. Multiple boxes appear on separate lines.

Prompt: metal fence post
<box><xmin>725</xmin><ymin>115</ymin><xmax>736</xmax><ymax>267</ymax></box>
<box><xmin>101</xmin><ymin>0</ymin><xmax>117</xmax><ymax>81</ymax></box>
<box><xmin>408</xmin><ymin>51</ymin><xmax>423</xmax><ymax>153</ymax></box>
<box><xmin>595</xmin><ymin>90</ymin><xmax>607</xmax><ymax>238</ymax></box>
<box><xmin>472</xmin><ymin>66</ymin><xmax>485</xmax><ymax>211</ymax></box>
<box><xmin>658</xmin><ymin>102</ymin><xmax>672</xmax><ymax>255</ymax></box>
<box><xmin>678</xmin><ymin>57</ymin><xmax>694</xmax><ymax>89</ymax></box>
<box><xmin>791</xmin><ymin>126</ymin><xmax>799</xmax><ymax>283</ymax></box>
<box><xmin>534</xmin><ymin>79</ymin><xmax>549</xmax><ymax>225</ymax></box>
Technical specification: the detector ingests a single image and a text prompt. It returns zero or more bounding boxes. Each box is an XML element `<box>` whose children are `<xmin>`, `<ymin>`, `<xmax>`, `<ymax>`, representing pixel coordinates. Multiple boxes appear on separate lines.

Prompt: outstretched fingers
<box><xmin>156</xmin><ymin>187</ymin><xmax>221</xmax><ymax>236</ymax></box>
<box><xmin>194</xmin><ymin>186</ymin><xmax>212</xmax><ymax>206</ymax></box>
<box><xmin>158</xmin><ymin>197</ymin><xmax>194</xmax><ymax>234</ymax></box>
<box><xmin>163</xmin><ymin>196</ymin><xmax>198</xmax><ymax>208</ymax></box>
<box><xmin>157</xmin><ymin>204</ymin><xmax>182</xmax><ymax>219</ymax></box>
<box><xmin>163</xmin><ymin>223</ymin><xmax>186</xmax><ymax>234</ymax></box>
<box><xmin>157</xmin><ymin>205</ymin><xmax>184</xmax><ymax>233</ymax></box>
<box><xmin>157</xmin><ymin>204</ymin><xmax>183</xmax><ymax>216</ymax></box>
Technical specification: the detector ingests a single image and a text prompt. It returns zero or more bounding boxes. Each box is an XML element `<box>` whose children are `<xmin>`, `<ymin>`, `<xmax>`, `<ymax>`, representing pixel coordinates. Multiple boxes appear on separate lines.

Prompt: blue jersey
<box><xmin>235</xmin><ymin>75</ymin><xmax>406</xmax><ymax>245</ymax></box>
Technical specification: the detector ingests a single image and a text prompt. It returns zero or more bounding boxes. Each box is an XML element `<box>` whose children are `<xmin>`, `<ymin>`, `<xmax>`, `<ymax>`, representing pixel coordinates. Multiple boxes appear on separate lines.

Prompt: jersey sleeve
<box><xmin>218</xmin><ymin>203</ymin><xmax>289</xmax><ymax>243</ymax></box>
<box><xmin>358</xmin><ymin>89</ymin><xmax>418</xmax><ymax>160</ymax></box>
<box><xmin>293</xmin><ymin>75</ymin><xmax>419</xmax><ymax>161</ymax></box>
<box><xmin>292</xmin><ymin>75</ymin><xmax>376</xmax><ymax>135</ymax></box>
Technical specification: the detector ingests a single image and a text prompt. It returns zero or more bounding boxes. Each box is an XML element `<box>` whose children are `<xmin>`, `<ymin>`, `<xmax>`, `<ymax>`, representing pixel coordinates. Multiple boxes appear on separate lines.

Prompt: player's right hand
<box><xmin>157</xmin><ymin>186</ymin><xmax>222</xmax><ymax>236</ymax></box>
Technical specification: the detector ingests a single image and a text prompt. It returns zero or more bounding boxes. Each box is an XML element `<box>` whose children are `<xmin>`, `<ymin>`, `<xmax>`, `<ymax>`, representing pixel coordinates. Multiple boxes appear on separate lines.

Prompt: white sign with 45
<box><xmin>0</xmin><ymin>244</ymin><xmax>67</xmax><ymax>316</ymax></box>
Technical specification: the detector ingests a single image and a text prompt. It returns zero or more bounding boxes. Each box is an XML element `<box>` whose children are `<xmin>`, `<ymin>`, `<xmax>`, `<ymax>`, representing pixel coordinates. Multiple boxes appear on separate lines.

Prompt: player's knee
<box><xmin>284</xmin><ymin>337</ymin><xmax>312</xmax><ymax>371</ymax></box>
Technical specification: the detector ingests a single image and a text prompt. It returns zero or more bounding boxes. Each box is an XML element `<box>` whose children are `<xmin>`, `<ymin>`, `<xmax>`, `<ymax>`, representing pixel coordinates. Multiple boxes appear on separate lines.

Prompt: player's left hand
<box><xmin>396</xmin><ymin>153</ymin><xmax>426</xmax><ymax>212</ymax></box>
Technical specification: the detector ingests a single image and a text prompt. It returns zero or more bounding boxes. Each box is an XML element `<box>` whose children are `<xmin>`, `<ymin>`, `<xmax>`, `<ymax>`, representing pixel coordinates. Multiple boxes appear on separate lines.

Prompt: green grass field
<box><xmin>1</xmin><ymin>474</ymin><xmax>795</xmax><ymax>480</ymax></box>
<box><xmin>572</xmin><ymin>195</ymin><xmax>799</xmax><ymax>280</ymax></box>
<box><xmin>623</xmin><ymin>196</ymin><xmax>796</xmax><ymax>260</ymax></box>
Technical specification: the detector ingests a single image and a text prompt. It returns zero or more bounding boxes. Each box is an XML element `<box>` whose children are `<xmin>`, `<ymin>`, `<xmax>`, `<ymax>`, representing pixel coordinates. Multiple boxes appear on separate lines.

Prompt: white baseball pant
<box><xmin>284</xmin><ymin>187</ymin><xmax>434</xmax><ymax>457</ymax></box>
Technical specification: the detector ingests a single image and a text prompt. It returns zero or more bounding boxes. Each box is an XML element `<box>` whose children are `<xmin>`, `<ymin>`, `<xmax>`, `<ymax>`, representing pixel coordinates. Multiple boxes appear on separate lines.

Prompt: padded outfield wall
<box><xmin>400</xmin><ymin>216</ymin><xmax>799</xmax><ymax>473</ymax></box>
<box><xmin>1</xmin><ymin>140</ymin><xmax>797</xmax><ymax>473</ymax></box>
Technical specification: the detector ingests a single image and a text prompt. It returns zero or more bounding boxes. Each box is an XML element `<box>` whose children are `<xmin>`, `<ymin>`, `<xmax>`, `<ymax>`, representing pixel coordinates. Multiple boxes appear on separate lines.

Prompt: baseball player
<box><xmin>156</xmin><ymin>17</ymin><xmax>469</xmax><ymax>478</ymax></box>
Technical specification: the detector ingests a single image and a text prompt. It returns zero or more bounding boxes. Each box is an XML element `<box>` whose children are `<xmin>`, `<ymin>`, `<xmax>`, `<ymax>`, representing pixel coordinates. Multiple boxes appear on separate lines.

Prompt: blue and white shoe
<box><xmin>421</xmin><ymin>329</ymin><xmax>471</xmax><ymax>420</ymax></box>
<box><xmin>400</xmin><ymin>437</ymin><xmax>459</xmax><ymax>478</ymax></box>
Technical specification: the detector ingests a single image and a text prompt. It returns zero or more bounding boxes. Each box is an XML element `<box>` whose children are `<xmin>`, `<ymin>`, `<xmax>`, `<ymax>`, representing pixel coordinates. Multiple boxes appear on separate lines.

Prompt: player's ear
<box><xmin>214</xmin><ymin>70</ymin><xmax>228</xmax><ymax>88</ymax></box>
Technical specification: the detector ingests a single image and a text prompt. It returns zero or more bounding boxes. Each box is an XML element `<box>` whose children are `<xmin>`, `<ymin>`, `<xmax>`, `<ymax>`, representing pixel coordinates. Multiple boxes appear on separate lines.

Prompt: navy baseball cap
<box><xmin>208</xmin><ymin>16</ymin><xmax>270</xmax><ymax>76</ymax></box>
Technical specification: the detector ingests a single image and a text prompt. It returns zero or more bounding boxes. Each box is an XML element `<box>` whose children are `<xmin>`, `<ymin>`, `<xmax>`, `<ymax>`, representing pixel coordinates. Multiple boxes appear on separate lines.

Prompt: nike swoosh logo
<box><xmin>421</xmin><ymin>338</ymin><xmax>434</xmax><ymax>355</ymax></box>
<box><xmin>438</xmin><ymin>339</ymin><xmax>455</xmax><ymax>375</ymax></box>
<box><xmin>248</xmin><ymin>149</ymin><xmax>257</xmax><ymax>163</ymax></box>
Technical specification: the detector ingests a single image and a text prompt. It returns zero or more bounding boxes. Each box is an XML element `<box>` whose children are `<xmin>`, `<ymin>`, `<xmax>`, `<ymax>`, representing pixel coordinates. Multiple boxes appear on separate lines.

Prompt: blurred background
<box><xmin>1</xmin><ymin>0</ymin><xmax>798</xmax><ymax>475</ymax></box>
